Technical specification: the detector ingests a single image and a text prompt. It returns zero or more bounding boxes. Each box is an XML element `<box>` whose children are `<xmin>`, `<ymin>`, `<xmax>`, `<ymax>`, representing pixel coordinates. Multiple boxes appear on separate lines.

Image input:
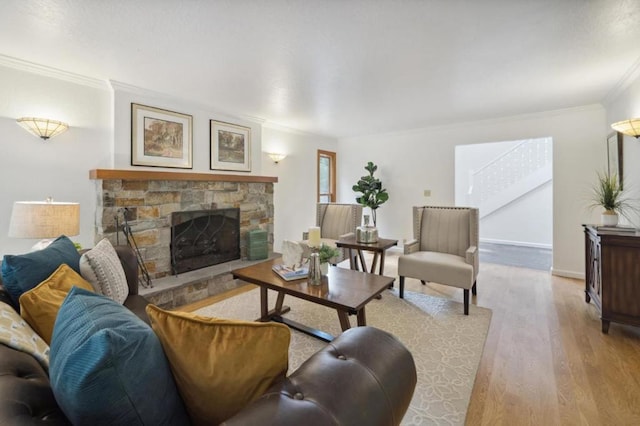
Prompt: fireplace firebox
<box><xmin>170</xmin><ymin>208</ymin><xmax>240</xmax><ymax>275</ymax></box>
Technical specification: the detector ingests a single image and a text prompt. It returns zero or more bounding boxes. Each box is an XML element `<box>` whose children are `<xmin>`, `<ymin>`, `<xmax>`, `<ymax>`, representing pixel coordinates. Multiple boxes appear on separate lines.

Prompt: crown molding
<box><xmin>262</xmin><ymin>120</ymin><xmax>336</xmax><ymax>140</ymax></box>
<box><xmin>2</xmin><ymin>56</ymin><xmax>334</xmax><ymax>139</ymax></box>
<box><xmin>602</xmin><ymin>55</ymin><xmax>640</xmax><ymax>107</ymax></box>
<box><xmin>109</xmin><ymin>80</ymin><xmax>267</xmax><ymax>126</ymax></box>
<box><xmin>340</xmin><ymin>104</ymin><xmax>605</xmax><ymax>141</ymax></box>
<box><xmin>0</xmin><ymin>54</ymin><xmax>108</xmax><ymax>90</ymax></box>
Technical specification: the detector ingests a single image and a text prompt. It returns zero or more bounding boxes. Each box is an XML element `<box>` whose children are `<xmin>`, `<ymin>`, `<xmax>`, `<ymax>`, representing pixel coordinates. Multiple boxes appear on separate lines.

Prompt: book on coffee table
<box><xmin>272</xmin><ymin>264</ymin><xmax>309</xmax><ymax>281</ymax></box>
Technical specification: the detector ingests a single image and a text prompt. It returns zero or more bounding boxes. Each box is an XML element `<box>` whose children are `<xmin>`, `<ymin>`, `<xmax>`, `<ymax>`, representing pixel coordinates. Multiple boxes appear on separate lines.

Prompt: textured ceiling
<box><xmin>1</xmin><ymin>0</ymin><xmax>640</xmax><ymax>138</ymax></box>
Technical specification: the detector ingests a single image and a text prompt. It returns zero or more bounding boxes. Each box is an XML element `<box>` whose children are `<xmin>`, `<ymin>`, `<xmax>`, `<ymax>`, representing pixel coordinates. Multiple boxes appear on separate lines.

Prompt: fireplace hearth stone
<box><xmin>140</xmin><ymin>254</ymin><xmax>279</xmax><ymax>309</ymax></box>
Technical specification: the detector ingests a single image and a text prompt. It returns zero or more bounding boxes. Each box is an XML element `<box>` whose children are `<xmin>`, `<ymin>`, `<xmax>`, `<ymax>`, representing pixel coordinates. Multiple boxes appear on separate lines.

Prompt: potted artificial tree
<box><xmin>352</xmin><ymin>161</ymin><xmax>389</xmax><ymax>242</ymax></box>
<box><xmin>589</xmin><ymin>172</ymin><xmax>636</xmax><ymax>226</ymax></box>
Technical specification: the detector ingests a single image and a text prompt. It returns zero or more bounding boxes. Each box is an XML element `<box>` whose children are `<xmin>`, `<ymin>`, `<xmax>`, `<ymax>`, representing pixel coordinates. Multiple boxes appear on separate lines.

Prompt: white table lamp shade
<box><xmin>9</xmin><ymin>201</ymin><xmax>80</xmax><ymax>239</ymax></box>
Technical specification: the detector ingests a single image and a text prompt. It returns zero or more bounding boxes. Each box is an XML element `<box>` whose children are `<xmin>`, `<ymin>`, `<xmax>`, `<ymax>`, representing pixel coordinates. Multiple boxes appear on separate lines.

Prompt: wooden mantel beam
<box><xmin>89</xmin><ymin>169</ymin><xmax>278</xmax><ymax>183</ymax></box>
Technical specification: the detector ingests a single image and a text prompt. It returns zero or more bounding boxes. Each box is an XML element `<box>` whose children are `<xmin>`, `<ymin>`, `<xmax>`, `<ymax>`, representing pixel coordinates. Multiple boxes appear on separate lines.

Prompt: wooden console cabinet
<box><xmin>583</xmin><ymin>225</ymin><xmax>640</xmax><ymax>333</ymax></box>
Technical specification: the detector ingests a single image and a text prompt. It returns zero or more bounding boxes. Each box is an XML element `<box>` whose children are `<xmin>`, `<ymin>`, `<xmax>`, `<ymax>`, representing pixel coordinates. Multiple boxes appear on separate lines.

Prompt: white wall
<box><xmin>481</xmin><ymin>182</ymin><xmax>553</xmax><ymax>248</ymax></box>
<box><xmin>110</xmin><ymin>81</ymin><xmax>263</xmax><ymax>175</ymax></box>
<box><xmin>604</xmin><ymin>72</ymin><xmax>640</xmax><ymax>228</ymax></box>
<box><xmin>0</xmin><ymin>62</ymin><xmax>335</xmax><ymax>258</ymax></box>
<box><xmin>0</xmin><ymin>57</ymin><xmax>615</xmax><ymax>280</ymax></box>
<box><xmin>261</xmin><ymin>124</ymin><xmax>338</xmax><ymax>251</ymax></box>
<box><xmin>0</xmin><ymin>64</ymin><xmax>112</xmax><ymax>255</ymax></box>
<box><xmin>339</xmin><ymin>105</ymin><xmax>606</xmax><ymax>278</ymax></box>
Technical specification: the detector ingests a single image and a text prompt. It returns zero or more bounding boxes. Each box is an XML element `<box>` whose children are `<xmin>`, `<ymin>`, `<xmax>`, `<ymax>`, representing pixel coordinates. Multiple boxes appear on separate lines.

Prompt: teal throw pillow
<box><xmin>49</xmin><ymin>287</ymin><xmax>190</xmax><ymax>426</ymax></box>
<box><xmin>1</xmin><ymin>235</ymin><xmax>81</xmax><ymax>305</ymax></box>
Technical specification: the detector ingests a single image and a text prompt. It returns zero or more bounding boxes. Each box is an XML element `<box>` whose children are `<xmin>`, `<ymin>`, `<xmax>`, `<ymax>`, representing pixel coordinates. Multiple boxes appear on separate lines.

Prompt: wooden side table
<box><xmin>336</xmin><ymin>235</ymin><xmax>398</xmax><ymax>275</ymax></box>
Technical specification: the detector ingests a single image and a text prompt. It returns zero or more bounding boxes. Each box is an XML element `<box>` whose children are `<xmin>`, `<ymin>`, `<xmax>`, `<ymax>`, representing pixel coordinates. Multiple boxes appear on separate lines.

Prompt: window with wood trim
<box><xmin>317</xmin><ymin>150</ymin><xmax>336</xmax><ymax>202</ymax></box>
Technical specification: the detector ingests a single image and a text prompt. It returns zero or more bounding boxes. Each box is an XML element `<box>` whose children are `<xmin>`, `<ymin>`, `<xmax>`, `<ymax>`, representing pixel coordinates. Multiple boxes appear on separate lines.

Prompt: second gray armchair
<box><xmin>398</xmin><ymin>206</ymin><xmax>479</xmax><ymax>315</ymax></box>
<box><xmin>301</xmin><ymin>203</ymin><xmax>363</xmax><ymax>264</ymax></box>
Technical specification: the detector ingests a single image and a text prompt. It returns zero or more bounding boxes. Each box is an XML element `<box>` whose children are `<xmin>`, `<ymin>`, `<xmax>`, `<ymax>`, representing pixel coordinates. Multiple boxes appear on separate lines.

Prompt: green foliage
<box><xmin>589</xmin><ymin>172</ymin><xmax>638</xmax><ymax>220</ymax></box>
<box><xmin>318</xmin><ymin>243</ymin><xmax>341</xmax><ymax>264</ymax></box>
<box><xmin>352</xmin><ymin>161</ymin><xmax>389</xmax><ymax>226</ymax></box>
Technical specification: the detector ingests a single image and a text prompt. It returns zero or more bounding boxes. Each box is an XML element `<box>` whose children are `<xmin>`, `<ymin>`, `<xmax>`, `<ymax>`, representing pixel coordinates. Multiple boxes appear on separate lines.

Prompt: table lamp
<box><xmin>8</xmin><ymin>198</ymin><xmax>80</xmax><ymax>251</ymax></box>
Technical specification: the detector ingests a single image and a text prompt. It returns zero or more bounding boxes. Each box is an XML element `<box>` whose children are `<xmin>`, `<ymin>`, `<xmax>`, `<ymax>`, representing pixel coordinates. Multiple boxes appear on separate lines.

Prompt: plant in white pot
<box><xmin>589</xmin><ymin>172</ymin><xmax>636</xmax><ymax>226</ymax></box>
<box><xmin>318</xmin><ymin>243</ymin><xmax>341</xmax><ymax>275</ymax></box>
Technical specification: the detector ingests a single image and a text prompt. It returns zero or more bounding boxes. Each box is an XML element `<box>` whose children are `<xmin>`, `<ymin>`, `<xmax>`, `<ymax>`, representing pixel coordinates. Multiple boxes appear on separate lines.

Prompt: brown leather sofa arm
<box><xmin>113</xmin><ymin>245</ymin><xmax>140</xmax><ymax>296</ymax></box>
<box><xmin>222</xmin><ymin>326</ymin><xmax>417</xmax><ymax>426</ymax></box>
<box><xmin>113</xmin><ymin>246</ymin><xmax>149</xmax><ymax>324</ymax></box>
<box><xmin>0</xmin><ymin>345</ymin><xmax>70</xmax><ymax>425</ymax></box>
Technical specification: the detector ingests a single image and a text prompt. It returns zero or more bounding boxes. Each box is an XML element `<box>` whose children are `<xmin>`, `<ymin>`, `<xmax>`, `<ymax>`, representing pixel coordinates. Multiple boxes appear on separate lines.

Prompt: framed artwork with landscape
<box><xmin>131</xmin><ymin>103</ymin><xmax>193</xmax><ymax>169</ymax></box>
<box><xmin>210</xmin><ymin>120</ymin><xmax>251</xmax><ymax>172</ymax></box>
<box><xmin>607</xmin><ymin>131</ymin><xmax>623</xmax><ymax>189</ymax></box>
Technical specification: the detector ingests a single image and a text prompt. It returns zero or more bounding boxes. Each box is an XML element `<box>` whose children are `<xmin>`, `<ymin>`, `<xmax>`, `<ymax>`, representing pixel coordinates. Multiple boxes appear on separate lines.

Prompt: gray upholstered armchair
<box><xmin>301</xmin><ymin>203</ymin><xmax>363</xmax><ymax>264</ymax></box>
<box><xmin>398</xmin><ymin>206</ymin><xmax>479</xmax><ymax>315</ymax></box>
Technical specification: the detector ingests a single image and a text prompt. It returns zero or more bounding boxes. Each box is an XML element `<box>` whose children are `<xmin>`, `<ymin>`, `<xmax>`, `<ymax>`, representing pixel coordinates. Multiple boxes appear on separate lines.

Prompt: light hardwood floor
<box><xmin>180</xmin><ymin>252</ymin><xmax>640</xmax><ymax>425</ymax></box>
<box><xmin>461</xmin><ymin>261</ymin><xmax>640</xmax><ymax>426</ymax></box>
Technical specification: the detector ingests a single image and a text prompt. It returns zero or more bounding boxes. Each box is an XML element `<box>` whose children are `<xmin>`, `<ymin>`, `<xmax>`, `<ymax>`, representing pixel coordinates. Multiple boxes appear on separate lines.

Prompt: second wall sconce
<box><xmin>267</xmin><ymin>153</ymin><xmax>287</xmax><ymax>164</ymax></box>
<box><xmin>17</xmin><ymin>117</ymin><xmax>69</xmax><ymax>140</ymax></box>
<box><xmin>611</xmin><ymin>118</ymin><xmax>640</xmax><ymax>139</ymax></box>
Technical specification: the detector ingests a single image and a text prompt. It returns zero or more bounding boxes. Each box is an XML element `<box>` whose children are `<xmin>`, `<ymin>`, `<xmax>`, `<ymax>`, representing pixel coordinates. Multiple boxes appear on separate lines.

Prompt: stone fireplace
<box><xmin>90</xmin><ymin>169</ymin><xmax>276</xmax><ymax>282</ymax></box>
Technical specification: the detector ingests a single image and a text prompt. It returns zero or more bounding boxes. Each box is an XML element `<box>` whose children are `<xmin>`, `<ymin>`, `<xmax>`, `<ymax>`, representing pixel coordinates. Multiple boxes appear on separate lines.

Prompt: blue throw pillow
<box><xmin>49</xmin><ymin>287</ymin><xmax>190</xmax><ymax>426</ymax></box>
<box><xmin>1</xmin><ymin>235</ymin><xmax>81</xmax><ymax>305</ymax></box>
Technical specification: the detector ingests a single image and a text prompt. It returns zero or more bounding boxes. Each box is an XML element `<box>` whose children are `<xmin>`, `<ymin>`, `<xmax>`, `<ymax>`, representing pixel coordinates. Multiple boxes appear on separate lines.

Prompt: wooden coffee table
<box><xmin>231</xmin><ymin>258</ymin><xmax>394</xmax><ymax>342</ymax></box>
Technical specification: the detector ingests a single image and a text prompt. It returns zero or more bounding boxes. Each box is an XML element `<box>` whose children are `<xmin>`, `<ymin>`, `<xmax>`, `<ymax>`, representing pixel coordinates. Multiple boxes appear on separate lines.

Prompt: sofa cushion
<box><xmin>398</xmin><ymin>251</ymin><xmax>474</xmax><ymax>289</ymax></box>
<box><xmin>0</xmin><ymin>301</ymin><xmax>50</xmax><ymax>372</ymax></box>
<box><xmin>50</xmin><ymin>287</ymin><xmax>189</xmax><ymax>426</ymax></box>
<box><xmin>19</xmin><ymin>264</ymin><xmax>94</xmax><ymax>344</ymax></box>
<box><xmin>146</xmin><ymin>305</ymin><xmax>290</xmax><ymax>425</ymax></box>
<box><xmin>79</xmin><ymin>238</ymin><xmax>129</xmax><ymax>304</ymax></box>
<box><xmin>1</xmin><ymin>235</ymin><xmax>80</xmax><ymax>305</ymax></box>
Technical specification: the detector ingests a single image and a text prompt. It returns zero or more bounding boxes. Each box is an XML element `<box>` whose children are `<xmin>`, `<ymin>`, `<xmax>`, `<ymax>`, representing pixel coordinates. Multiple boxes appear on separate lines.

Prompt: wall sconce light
<box><xmin>267</xmin><ymin>153</ymin><xmax>287</xmax><ymax>164</ymax></box>
<box><xmin>9</xmin><ymin>197</ymin><xmax>80</xmax><ymax>251</ymax></box>
<box><xmin>611</xmin><ymin>118</ymin><xmax>640</xmax><ymax>139</ymax></box>
<box><xmin>17</xmin><ymin>117</ymin><xmax>69</xmax><ymax>140</ymax></box>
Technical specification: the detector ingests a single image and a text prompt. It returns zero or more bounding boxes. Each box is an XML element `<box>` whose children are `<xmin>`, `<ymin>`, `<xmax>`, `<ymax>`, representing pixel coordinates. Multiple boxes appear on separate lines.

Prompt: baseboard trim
<box><xmin>479</xmin><ymin>238</ymin><xmax>552</xmax><ymax>250</ymax></box>
<box><xmin>551</xmin><ymin>268</ymin><xmax>584</xmax><ymax>280</ymax></box>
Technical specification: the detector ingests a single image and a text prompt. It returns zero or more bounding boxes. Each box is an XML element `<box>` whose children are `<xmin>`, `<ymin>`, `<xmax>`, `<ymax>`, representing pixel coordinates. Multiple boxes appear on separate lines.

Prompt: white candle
<box><xmin>308</xmin><ymin>226</ymin><xmax>321</xmax><ymax>248</ymax></box>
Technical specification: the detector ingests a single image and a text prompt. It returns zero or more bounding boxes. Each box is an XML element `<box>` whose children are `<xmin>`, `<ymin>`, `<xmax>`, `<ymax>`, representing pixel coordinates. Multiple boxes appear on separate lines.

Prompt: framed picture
<box><xmin>131</xmin><ymin>103</ymin><xmax>193</xmax><ymax>169</ymax></box>
<box><xmin>210</xmin><ymin>120</ymin><xmax>251</xmax><ymax>172</ymax></box>
<box><xmin>607</xmin><ymin>131</ymin><xmax>623</xmax><ymax>189</ymax></box>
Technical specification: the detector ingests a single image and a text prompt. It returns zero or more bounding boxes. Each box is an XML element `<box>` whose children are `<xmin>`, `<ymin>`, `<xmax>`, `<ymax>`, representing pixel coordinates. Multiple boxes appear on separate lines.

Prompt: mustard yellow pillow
<box><xmin>19</xmin><ymin>264</ymin><xmax>94</xmax><ymax>344</ymax></box>
<box><xmin>146</xmin><ymin>305</ymin><xmax>290</xmax><ymax>425</ymax></box>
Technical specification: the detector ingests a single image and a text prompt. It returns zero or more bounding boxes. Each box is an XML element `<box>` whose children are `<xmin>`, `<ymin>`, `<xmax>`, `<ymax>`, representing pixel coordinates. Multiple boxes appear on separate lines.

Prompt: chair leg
<box><xmin>399</xmin><ymin>276</ymin><xmax>405</xmax><ymax>299</ymax></box>
<box><xmin>420</xmin><ymin>280</ymin><xmax>426</xmax><ymax>286</ymax></box>
<box><xmin>472</xmin><ymin>281</ymin><xmax>477</xmax><ymax>296</ymax></box>
<box><xmin>463</xmin><ymin>289</ymin><xmax>469</xmax><ymax>315</ymax></box>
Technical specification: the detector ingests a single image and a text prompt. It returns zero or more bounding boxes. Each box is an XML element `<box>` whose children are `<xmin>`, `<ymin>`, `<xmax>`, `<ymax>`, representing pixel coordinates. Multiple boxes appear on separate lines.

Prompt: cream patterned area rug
<box><xmin>194</xmin><ymin>286</ymin><xmax>492</xmax><ymax>425</ymax></box>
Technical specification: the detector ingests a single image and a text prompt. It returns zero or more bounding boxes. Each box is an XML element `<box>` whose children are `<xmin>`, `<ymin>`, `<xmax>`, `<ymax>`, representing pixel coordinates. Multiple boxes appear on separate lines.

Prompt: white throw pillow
<box><xmin>79</xmin><ymin>239</ymin><xmax>129</xmax><ymax>304</ymax></box>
